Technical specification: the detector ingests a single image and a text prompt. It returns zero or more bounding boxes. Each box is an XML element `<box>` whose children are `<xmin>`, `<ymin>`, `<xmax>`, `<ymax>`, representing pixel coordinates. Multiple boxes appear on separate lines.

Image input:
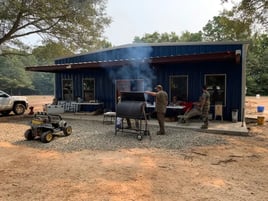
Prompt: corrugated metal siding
<box><xmin>155</xmin><ymin>59</ymin><xmax>242</xmax><ymax>121</ymax></box>
<box><xmin>54</xmin><ymin>43</ymin><xmax>245</xmax><ymax>120</ymax></box>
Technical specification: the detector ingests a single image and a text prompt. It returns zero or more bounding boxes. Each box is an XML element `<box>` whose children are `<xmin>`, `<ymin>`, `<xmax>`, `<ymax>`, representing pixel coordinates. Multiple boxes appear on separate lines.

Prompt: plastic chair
<box><xmin>214</xmin><ymin>104</ymin><xmax>223</xmax><ymax>121</ymax></box>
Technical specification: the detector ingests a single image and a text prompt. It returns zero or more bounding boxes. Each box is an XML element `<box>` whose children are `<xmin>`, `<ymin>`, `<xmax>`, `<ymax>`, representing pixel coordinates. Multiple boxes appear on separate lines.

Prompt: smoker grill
<box><xmin>115</xmin><ymin>92</ymin><xmax>150</xmax><ymax>140</ymax></box>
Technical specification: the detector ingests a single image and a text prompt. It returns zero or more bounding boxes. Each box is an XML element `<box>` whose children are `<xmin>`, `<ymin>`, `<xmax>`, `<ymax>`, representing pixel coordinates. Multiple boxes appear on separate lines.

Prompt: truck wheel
<box><xmin>24</xmin><ymin>129</ymin><xmax>34</xmax><ymax>140</ymax></box>
<box><xmin>63</xmin><ymin>126</ymin><xmax>72</xmax><ymax>136</ymax></box>
<box><xmin>40</xmin><ymin>131</ymin><xmax>54</xmax><ymax>143</ymax></box>
<box><xmin>13</xmin><ymin>103</ymin><xmax>26</xmax><ymax>115</ymax></box>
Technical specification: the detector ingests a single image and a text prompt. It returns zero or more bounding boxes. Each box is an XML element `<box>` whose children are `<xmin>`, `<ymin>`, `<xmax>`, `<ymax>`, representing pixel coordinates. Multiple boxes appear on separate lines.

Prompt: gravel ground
<box><xmin>1</xmin><ymin>97</ymin><xmax>268</xmax><ymax>201</ymax></box>
<box><xmin>1</xmin><ymin>115</ymin><xmax>227</xmax><ymax>152</ymax></box>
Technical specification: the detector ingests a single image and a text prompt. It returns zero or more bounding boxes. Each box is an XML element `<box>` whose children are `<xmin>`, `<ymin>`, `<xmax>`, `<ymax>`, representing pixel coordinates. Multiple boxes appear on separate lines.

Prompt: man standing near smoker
<box><xmin>145</xmin><ymin>85</ymin><xmax>168</xmax><ymax>135</ymax></box>
<box><xmin>200</xmin><ymin>85</ymin><xmax>210</xmax><ymax>129</ymax></box>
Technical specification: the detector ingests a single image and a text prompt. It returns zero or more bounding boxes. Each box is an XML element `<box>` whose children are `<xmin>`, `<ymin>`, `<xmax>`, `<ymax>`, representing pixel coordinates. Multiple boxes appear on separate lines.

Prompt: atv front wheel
<box><xmin>40</xmin><ymin>131</ymin><xmax>54</xmax><ymax>143</ymax></box>
<box><xmin>63</xmin><ymin>126</ymin><xmax>72</xmax><ymax>136</ymax></box>
<box><xmin>24</xmin><ymin>129</ymin><xmax>34</xmax><ymax>140</ymax></box>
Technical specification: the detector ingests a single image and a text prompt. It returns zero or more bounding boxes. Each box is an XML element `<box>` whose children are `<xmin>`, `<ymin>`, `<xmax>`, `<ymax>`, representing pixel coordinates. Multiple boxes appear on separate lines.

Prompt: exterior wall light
<box><xmin>235</xmin><ymin>50</ymin><xmax>241</xmax><ymax>64</ymax></box>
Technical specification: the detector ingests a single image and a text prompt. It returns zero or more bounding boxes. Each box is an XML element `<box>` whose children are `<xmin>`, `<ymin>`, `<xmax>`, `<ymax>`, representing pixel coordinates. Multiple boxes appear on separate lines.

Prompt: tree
<box><xmin>0</xmin><ymin>52</ymin><xmax>35</xmax><ymax>94</ymax></box>
<box><xmin>0</xmin><ymin>41</ymin><xmax>75</xmax><ymax>95</ymax></box>
<box><xmin>30</xmin><ymin>41</ymin><xmax>75</xmax><ymax>95</ymax></box>
<box><xmin>202</xmin><ymin>0</ymin><xmax>268</xmax><ymax>95</ymax></box>
<box><xmin>246</xmin><ymin>34</ymin><xmax>268</xmax><ymax>95</ymax></box>
<box><xmin>222</xmin><ymin>0</ymin><xmax>267</xmax><ymax>32</ymax></box>
<box><xmin>179</xmin><ymin>31</ymin><xmax>202</xmax><ymax>42</ymax></box>
<box><xmin>133</xmin><ymin>32</ymin><xmax>162</xmax><ymax>43</ymax></box>
<box><xmin>30</xmin><ymin>72</ymin><xmax>54</xmax><ymax>95</ymax></box>
<box><xmin>32</xmin><ymin>41</ymin><xmax>73</xmax><ymax>65</ymax></box>
<box><xmin>133</xmin><ymin>31</ymin><xmax>202</xmax><ymax>43</ymax></box>
<box><xmin>202</xmin><ymin>15</ymin><xmax>251</xmax><ymax>41</ymax></box>
<box><xmin>0</xmin><ymin>0</ymin><xmax>111</xmax><ymax>54</ymax></box>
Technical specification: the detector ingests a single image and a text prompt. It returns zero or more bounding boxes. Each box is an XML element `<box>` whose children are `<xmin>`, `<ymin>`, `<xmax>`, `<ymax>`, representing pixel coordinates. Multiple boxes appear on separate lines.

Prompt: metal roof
<box><xmin>25</xmin><ymin>51</ymin><xmax>237</xmax><ymax>73</ymax></box>
<box><xmin>54</xmin><ymin>41</ymin><xmax>249</xmax><ymax>61</ymax></box>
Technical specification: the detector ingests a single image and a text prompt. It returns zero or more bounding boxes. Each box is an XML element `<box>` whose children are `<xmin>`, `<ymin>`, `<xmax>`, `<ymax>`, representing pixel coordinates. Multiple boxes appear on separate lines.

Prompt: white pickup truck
<box><xmin>0</xmin><ymin>90</ymin><xmax>28</xmax><ymax>115</ymax></box>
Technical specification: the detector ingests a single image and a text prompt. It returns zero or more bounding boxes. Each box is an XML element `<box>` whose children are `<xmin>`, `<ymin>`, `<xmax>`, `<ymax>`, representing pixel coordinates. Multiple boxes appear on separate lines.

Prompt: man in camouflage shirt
<box><xmin>200</xmin><ymin>85</ymin><xmax>210</xmax><ymax>129</ymax></box>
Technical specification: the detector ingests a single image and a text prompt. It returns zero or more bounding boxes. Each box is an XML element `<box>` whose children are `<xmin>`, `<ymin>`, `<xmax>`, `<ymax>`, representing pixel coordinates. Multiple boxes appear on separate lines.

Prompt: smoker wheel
<box><xmin>137</xmin><ymin>134</ymin><xmax>142</xmax><ymax>141</ymax></box>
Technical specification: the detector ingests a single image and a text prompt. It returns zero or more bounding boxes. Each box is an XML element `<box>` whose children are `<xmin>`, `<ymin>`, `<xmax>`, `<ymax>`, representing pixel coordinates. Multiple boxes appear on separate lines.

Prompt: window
<box><xmin>83</xmin><ymin>78</ymin><xmax>95</xmax><ymax>101</ymax></box>
<box><xmin>205</xmin><ymin>74</ymin><xmax>226</xmax><ymax>105</ymax></box>
<box><xmin>170</xmin><ymin>75</ymin><xmax>188</xmax><ymax>102</ymax></box>
<box><xmin>0</xmin><ymin>91</ymin><xmax>8</xmax><ymax>98</ymax></box>
<box><xmin>62</xmin><ymin>79</ymin><xmax>73</xmax><ymax>101</ymax></box>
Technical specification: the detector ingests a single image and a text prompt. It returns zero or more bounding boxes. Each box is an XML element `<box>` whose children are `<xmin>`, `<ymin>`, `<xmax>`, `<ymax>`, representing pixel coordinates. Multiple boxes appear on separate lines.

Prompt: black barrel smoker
<box><xmin>115</xmin><ymin>92</ymin><xmax>150</xmax><ymax>140</ymax></box>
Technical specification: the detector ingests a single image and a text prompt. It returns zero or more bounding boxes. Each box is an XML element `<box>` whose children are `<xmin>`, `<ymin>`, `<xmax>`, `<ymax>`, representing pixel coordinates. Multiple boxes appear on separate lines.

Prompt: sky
<box><xmin>104</xmin><ymin>0</ymin><xmax>233</xmax><ymax>46</ymax></box>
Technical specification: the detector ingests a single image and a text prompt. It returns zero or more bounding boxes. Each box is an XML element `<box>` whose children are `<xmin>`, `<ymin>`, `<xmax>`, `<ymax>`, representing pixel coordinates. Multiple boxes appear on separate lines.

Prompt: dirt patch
<box><xmin>27</xmin><ymin>95</ymin><xmax>54</xmax><ymax>112</ymax></box>
<box><xmin>0</xmin><ymin>96</ymin><xmax>268</xmax><ymax>201</ymax></box>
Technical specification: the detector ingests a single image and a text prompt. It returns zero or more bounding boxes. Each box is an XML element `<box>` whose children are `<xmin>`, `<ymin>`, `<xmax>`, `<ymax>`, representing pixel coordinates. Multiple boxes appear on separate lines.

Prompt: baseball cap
<box><xmin>155</xmin><ymin>85</ymin><xmax>163</xmax><ymax>90</ymax></box>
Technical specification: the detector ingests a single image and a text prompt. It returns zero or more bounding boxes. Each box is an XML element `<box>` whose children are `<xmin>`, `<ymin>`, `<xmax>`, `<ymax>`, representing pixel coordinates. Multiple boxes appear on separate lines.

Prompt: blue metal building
<box><xmin>26</xmin><ymin>41</ymin><xmax>248</xmax><ymax>121</ymax></box>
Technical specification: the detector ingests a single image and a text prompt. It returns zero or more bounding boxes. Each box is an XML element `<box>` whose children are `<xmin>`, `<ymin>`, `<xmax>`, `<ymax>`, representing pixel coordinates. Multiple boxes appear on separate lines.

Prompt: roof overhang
<box><xmin>25</xmin><ymin>51</ymin><xmax>238</xmax><ymax>73</ymax></box>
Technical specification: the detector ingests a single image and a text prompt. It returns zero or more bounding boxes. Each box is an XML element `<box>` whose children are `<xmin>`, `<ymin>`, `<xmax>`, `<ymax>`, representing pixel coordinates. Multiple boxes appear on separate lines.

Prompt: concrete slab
<box><xmin>174</xmin><ymin>121</ymin><xmax>249</xmax><ymax>136</ymax></box>
<box><xmin>61</xmin><ymin>112</ymin><xmax>250</xmax><ymax>136</ymax></box>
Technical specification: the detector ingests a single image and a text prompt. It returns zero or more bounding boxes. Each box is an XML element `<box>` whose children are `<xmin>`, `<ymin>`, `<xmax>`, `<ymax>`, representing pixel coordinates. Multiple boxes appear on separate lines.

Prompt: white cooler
<box><xmin>46</xmin><ymin>104</ymin><xmax>64</xmax><ymax>114</ymax></box>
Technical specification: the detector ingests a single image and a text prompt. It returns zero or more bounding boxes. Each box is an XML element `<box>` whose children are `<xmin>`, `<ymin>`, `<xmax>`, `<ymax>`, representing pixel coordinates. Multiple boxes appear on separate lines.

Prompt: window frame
<box><xmin>204</xmin><ymin>74</ymin><xmax>227</xmax><ymax>106</ymax></box>
<box><xmin>169</xmin><ymin>75</ymin><xmax>188</xmax><ymax>102</ymax></box>
<box><xmin>62</xmin><ymin>79</ymin><xmax>73</xmax><ymax>101</ymax></box>
<box><xmin>82</xmin><ymin>78</ymin><xmax>95</xmax><ymax>102</ymax></box>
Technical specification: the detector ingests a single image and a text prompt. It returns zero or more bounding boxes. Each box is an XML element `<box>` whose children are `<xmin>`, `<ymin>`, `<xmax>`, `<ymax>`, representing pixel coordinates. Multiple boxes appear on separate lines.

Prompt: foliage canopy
<box><xmin>222</xmin><ymin>0</ymin><xmax>267</xmax><ymax>32</ymax></box>
<box><xmin>133</xmin><ymin>31</ymin><xmax>202</xmax><ymax>43</ymax></box>
<box><xmin>0</xmin><ymin>0</ymin><xmax>111</xmax><ymax>54</ymax></box>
